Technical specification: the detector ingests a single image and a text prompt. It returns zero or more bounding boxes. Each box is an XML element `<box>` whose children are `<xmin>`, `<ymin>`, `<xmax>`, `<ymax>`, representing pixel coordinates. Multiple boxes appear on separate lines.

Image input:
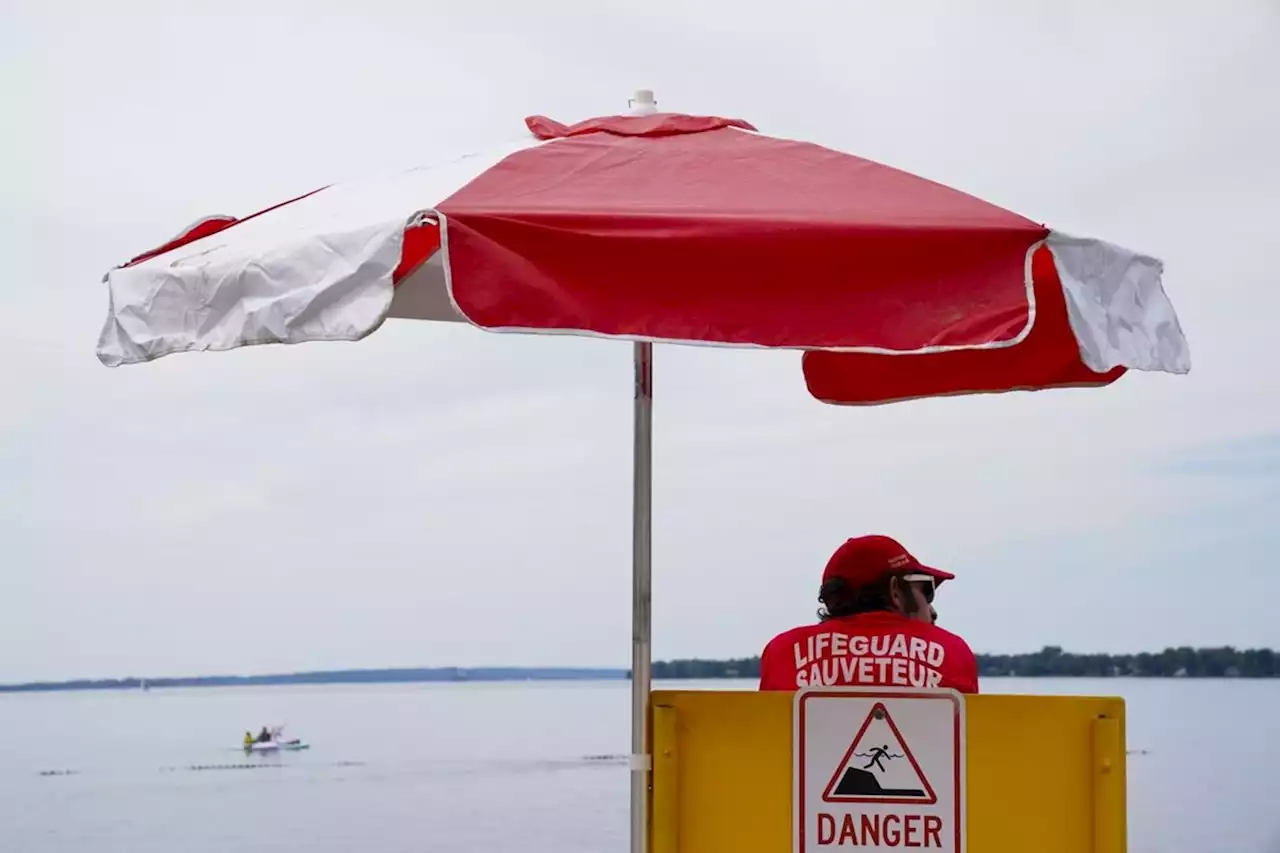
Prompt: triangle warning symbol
<box><xmin>821</xmin><ymin>702</ymin><xmax>937</xmax><ymax>804</ymax></box>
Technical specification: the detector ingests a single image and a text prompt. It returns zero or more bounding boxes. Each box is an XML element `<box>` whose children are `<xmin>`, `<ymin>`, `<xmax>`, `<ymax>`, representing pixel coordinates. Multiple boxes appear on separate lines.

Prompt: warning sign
<box><xmin>795</xmin><ymin>687</ymin><xmax>964</xmax><ymax>852</ymax></box>
<box><xmin>822</xmin><ymin>702</ymin><xmax>937</xmax><ymax>804</ymax></box>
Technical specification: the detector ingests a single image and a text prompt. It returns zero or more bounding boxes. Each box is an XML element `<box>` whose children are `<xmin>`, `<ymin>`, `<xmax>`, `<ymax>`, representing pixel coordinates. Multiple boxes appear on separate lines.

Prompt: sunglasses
<box><xmin>899</xmin><ymin>573</ymin><xmax>936</xmax><ymax>604</ymax></box>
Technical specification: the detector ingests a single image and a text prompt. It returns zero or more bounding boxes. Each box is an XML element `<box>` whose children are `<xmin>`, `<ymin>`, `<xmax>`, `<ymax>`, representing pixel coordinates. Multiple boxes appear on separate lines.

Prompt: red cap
<box><xmin>821</xmin><ymin>535</ymin><xmax>955</xmax><ymax>588</ymax></box>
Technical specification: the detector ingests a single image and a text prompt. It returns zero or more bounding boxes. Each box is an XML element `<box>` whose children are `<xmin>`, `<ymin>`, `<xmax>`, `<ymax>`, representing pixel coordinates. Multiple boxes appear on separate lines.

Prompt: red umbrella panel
<box><xmin>93</xmin><ymin>97</ymin><xmax>1190</xmax><ymax>853</ymax></box>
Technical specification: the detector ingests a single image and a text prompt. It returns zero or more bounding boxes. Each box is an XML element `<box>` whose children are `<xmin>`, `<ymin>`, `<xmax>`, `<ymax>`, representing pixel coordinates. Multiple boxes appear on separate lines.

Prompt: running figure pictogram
<box><xmin>856</xmin><ymin>745</ymin><xmax>903</xmax><ymax>773</ymax></box>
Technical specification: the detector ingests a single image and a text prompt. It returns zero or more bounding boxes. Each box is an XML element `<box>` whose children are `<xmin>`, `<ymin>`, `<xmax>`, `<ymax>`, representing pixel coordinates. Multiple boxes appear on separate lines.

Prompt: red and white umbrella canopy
<box><xmin>96</xmin><ymin>109</ymin><xmax>1190</xmax><ymax>397</ymax></box>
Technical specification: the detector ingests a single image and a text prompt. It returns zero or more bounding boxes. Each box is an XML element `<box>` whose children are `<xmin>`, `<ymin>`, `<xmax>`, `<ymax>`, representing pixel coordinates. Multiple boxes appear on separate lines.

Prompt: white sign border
<box><xmin>793</xmin><ymin>685</ymin><xmax>967</xmax><ymax>853</ymax></box>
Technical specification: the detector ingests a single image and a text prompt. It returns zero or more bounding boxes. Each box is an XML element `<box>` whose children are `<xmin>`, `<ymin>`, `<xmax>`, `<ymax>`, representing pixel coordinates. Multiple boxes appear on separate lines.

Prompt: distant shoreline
<box><xmin>0</xmin><ymin>667</ymin><xmax>627</xmax><ymax>694</ymax></box>
<box><xmin>4</xmin><ymin>645</ymin><xmax>1276</xmax><ymax>693</ymax></box>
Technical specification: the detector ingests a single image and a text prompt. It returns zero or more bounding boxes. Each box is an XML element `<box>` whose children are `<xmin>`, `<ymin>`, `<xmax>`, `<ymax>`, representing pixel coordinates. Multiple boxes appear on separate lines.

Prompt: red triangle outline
<box><xmin>820</xmin><ymin>701</ymin><xmax>938</xmax><ymax>805</ymax></box>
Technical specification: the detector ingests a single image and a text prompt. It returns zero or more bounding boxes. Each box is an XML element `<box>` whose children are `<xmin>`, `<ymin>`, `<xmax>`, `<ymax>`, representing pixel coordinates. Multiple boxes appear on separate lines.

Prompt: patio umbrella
<box><xmin>94</xmin><ymin>91</ymin><xmax>1190</xmax><ymax>853</ymax></box>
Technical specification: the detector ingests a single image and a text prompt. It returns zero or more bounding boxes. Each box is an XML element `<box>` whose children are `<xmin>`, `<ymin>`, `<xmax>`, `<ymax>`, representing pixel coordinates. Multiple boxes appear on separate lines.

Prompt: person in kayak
<box><xmin>758</xmin><ymin>535</ymin><xmax>979</xmax><ymax>693</ymax></box>
<box><xmin>243</xmin><ymin>731</ymin><xmax>254</xmax><ymax>748</ymax></box>
<box><xmin>256</xmin><ymin>726</ymin><xmax>272</xmax><ymax>743</ymax></box>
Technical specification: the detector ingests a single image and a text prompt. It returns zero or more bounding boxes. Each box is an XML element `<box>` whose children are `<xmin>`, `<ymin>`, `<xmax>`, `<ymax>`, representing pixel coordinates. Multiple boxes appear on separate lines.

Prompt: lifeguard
<box><xmin>758</xmin><ymin>535</ymin><xmax>979</xmax><ymax>693</ymax></box>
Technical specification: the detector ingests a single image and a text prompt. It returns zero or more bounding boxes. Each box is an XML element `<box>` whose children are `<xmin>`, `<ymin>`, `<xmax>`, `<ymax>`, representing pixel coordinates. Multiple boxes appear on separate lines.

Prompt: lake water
<box><xmin>1</xmin><ymin>678</ymin><xmax>1278</xmax><ymax>852</ymax></box>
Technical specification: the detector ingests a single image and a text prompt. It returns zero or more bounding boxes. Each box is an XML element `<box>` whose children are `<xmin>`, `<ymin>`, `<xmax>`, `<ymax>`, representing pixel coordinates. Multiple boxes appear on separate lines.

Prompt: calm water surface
<box><xmin>1</xmin><ymin>678</ymin><xmax>1278</xmax><ymax>852</ymax></box>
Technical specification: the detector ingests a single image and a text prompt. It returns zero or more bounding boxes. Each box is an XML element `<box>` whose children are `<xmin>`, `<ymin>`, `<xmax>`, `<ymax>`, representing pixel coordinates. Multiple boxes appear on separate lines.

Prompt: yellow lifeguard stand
<box><xmin>649</xmin><ymin>689</ymin><xmax>1125</xmax><ymax>853</ymax></box>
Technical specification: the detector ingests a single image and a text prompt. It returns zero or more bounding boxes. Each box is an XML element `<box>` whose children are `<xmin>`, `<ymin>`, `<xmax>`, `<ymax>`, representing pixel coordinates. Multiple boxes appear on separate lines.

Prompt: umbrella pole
<box><xmin>630</xmin><ymin>340</ymin><xmax>654</xmax><ymax>853</ymax></box>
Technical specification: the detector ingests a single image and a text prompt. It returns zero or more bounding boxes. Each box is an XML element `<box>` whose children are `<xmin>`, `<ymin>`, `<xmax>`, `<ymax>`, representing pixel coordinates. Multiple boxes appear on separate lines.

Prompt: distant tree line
<box><xmin>977</xmin><ymin>645</ymin><xmax>1277</xmax><ymax>678</ymax></box>
<box><xmin>649</xmin><ymin>646</ymin><xmax>1279</xmax><ymax>680</ymax></box>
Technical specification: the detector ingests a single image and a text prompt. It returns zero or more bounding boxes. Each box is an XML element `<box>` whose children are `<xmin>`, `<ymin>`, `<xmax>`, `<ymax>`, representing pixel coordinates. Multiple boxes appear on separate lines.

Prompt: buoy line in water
<box><xmin>38</xmin><ymin>761</ymin><xmax>365</xmax><ymax>777</ymax></box>
<box><xmin>172</xmin><ymin>760</ymin><xmax>366</xmax><ymax>773</ymax></box>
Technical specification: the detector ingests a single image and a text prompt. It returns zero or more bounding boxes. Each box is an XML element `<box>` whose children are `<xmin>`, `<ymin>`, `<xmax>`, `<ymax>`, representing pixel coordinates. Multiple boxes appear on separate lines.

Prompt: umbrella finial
<box><xmin>628</xmin><ymin>89</ymin><xmax>658</xmax><ymax>116</ymax></box>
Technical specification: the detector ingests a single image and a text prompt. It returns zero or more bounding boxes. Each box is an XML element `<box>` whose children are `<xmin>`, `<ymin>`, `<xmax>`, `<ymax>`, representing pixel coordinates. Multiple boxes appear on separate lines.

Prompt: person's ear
<box><xmin>888</xmin><ymin>577</ymin><xmax>904</xmax><ymax>612</ymax></box>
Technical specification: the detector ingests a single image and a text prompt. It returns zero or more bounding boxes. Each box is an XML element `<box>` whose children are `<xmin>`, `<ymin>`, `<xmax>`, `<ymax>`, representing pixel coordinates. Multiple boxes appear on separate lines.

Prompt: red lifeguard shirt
<box><xmin>758</xmin><ymin>611</ymin><xmax>980</xmax><ymax>693</ymax></box>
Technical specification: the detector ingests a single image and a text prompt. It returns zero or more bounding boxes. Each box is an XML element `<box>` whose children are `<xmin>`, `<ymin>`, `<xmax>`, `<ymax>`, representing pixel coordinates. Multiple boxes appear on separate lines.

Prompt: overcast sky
<box><xmin>2</xmin><ymin>0</ymin><xmax>1277</xmax><ymax>682</ymax></box>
